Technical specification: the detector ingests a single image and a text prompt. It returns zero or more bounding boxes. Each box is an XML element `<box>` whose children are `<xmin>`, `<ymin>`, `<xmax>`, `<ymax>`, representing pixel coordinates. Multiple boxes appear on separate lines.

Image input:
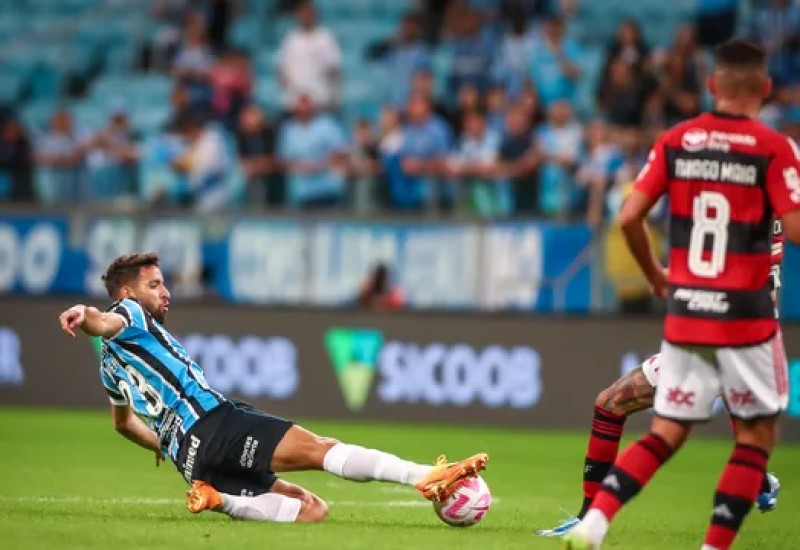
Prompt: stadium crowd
<box><xmin>1</xmin><ymin>0</ymin><xmax>799</xmax><ymax>224</ymax></box>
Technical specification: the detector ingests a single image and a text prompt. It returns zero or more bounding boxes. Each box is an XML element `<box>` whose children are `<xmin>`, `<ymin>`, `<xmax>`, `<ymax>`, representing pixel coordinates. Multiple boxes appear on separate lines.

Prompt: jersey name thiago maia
<box><xmin>98</xmin><ymin>298</ymin><xmax>226</xmax><ymax>460</ymax></box>
<box><xmin>634</xmin><ymin>111</ymin><xmax>800</xmax><ymax>346</ymax></box>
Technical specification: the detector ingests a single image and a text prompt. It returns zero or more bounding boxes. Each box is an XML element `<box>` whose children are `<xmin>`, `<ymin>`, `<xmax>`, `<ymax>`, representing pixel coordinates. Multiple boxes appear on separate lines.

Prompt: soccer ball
<box><xmin>433</xmin><ymin>475</ymin><xmax>491</xmax><ymax>527</ymax></box>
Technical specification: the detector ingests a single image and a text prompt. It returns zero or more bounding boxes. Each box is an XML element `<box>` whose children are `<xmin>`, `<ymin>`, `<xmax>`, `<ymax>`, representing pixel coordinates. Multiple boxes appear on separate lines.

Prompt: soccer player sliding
<box><xmin>59</xmin><ymin>252</ymin><xmax>488</xmax><ymax>523</ymax></box>
<box><xmin>539</xmin><ymin>221</ymin><xmax>784</xmax><ymax>537</ymax></box>
<box><xmin>564</xmin><ymin>39</ymin><xmax>800</xmax><ymax>549</ymax></box>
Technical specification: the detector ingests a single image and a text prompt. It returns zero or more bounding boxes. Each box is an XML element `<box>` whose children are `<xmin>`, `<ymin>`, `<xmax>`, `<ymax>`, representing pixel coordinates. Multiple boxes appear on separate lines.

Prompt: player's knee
<box><xmin>298</xmin><ymin>496</ymin><xmax>328</xmax><ymax>523</ymax></box>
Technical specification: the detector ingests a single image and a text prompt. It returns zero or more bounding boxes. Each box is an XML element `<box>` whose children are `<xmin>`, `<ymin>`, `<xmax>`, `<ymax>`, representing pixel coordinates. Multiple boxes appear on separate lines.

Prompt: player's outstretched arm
<box><xmin>111</xmin><ymin>404</ymin><xmax>161</xmax><ymax>457</ymax></box>
<box><xmin>59</xmin><ymin>305</ymin><xmax>126</xmax><ymax>339</ymax></box>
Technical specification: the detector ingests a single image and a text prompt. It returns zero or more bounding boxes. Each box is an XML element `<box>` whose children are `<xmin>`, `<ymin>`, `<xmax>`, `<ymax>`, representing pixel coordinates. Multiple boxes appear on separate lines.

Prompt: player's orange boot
<box><xmin>415</xmin><ymin>453</ymin><xmax>489</xmax><ymax>502</ymax></box>
<box><xmin>186</xmin><ymin>480</ymin><xmax>223</xmax><ymax>513</ymax></box>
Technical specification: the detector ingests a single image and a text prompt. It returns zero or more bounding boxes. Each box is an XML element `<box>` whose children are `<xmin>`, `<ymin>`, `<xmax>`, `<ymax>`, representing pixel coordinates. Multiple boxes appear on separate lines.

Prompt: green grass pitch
<box><xmin>0</xmin><ymin>408</ymin><xmax>798</xmax><ymax>549</ymax></box>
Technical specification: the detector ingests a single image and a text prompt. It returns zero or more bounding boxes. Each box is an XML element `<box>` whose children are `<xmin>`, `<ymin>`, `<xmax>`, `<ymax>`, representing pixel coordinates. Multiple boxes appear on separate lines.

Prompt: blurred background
<box><xmin>0</xmin><ymin>0</ymin><xmax>799</xmax><ymax>431</ymax></box>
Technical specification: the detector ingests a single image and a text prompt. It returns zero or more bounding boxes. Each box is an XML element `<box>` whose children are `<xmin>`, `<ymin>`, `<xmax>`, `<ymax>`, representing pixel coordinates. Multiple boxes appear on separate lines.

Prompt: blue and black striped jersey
<box><xmin>98</xmin><ymin>298</ymin><xmax>225</xmax><ymax>461</ymax></box>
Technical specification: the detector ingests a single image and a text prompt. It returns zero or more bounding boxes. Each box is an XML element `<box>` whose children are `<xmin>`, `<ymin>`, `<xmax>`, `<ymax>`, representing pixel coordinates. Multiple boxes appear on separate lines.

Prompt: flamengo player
<box><xmin>58</xmin><ymin>253</ymin><xmax>488</xmax><ymax>523</ymax></box>
<box><xmin>538</xmin><ymin>221</ymin><xmax>784</xmax><ymax>538</ymax></box>
<box><xmin>565</xmin><ymin>39</ymin><xmax>800</xmax><ymax>550</ymax></box>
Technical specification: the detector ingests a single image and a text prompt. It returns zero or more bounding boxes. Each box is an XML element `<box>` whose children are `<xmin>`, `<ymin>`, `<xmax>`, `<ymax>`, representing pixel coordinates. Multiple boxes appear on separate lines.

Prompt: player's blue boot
<box><xmin>756</xmin><ymin>472</ymin><xmax>780</xmax><ymax>513</ymax></box>
<box><xmin>537</xmin><ymin>515</ymin><xmax>580</xmax><ymax>537</ymax></box>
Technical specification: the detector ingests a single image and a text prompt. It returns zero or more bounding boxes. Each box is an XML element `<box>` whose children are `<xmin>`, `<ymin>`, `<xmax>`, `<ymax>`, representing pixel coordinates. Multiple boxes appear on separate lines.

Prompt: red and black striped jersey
<box><xmin>635</xmin><ymin>111</ymin><xmax>800</xmax><ymax>346</ymax></box>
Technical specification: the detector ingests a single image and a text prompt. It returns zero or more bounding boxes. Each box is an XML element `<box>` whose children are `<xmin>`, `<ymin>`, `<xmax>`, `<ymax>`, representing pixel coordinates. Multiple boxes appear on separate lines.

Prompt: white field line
<box><xmin>0</xmin><ymin>495</ymin><xmax>500</xmax><ymax>508</ymax></box>
<box><xmin>0</xmin><ymin>495</ymin><xmax>430</xmax><ymax>507</ymax></box>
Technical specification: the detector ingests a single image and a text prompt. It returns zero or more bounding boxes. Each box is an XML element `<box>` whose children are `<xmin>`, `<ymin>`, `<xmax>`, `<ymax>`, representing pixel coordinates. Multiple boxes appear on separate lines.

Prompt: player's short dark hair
<box><xmin>102</xmin><ymin>253</ymin><xmax>160</xmax><ymax>298</ymax></box>
<box><xmin>714</xmin><ymin>39</ymin><xmax>767</xmax><ymax>70</ymax></box>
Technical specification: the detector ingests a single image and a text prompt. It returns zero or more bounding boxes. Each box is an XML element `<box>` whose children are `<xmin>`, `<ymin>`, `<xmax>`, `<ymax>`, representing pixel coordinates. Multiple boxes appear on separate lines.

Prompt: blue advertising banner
<box><xmin>481</xmin><ymin>223</ymin><xmax>593</xmax><ymax>312</ymax></box>
<box><xmin>781</xmin><ymin>242</ymin><xmax>800</xmax><ymax>320</ymax></box>
<box><xmin>309</xmin><ymin>222</ymin><xmax>480</xmax><ymax>308</ymax></box>
<box><xmin>0</xmin><ymin>212</ymin><xmax>599</xmax><ymax>313</ymax></box>
<box><xmin>0</xmin><ymin>214</ymin><xmax>81</xmax><ymax>295</ymax></box>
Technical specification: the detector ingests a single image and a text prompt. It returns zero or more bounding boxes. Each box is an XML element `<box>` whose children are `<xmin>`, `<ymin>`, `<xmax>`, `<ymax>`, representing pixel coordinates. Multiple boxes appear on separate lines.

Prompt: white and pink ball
<box><xmin>433</xmin><ymin>476</ymin><xmax>492</xmax><ymax>527</ymax></box>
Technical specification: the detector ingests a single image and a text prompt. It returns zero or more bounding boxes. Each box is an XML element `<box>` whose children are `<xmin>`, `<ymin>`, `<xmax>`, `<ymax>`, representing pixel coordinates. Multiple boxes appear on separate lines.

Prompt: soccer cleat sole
<box><xmin>186</xmin><ymin>480</ymin><xmax>222</xmax><ymax>514</ymax></box>
<box><xmin>417</xmin><ymin>453</ymin><xmax>489</xmax><ymax>502</ymax></box>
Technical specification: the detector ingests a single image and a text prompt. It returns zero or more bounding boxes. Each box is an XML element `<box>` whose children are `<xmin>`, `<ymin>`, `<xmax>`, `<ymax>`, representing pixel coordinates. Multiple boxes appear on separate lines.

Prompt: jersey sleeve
<box><xmin>108</xmin><ymin>298</ymin><xmax>149</xmax><ymax>339</ymax></box>
<box><xmin>99</xmin><ymin>367</ymin><xmax>128</xmax><ymax>406</ymax></box>
<box><xmin>633</xmin><ymin>134</ymin><xmax>669</xmax><ymax>199</ymax></box>
<box><xmin>766</xmin><ymin>136</ymin><xmax>800</xmax><ymax>218</ymax></box>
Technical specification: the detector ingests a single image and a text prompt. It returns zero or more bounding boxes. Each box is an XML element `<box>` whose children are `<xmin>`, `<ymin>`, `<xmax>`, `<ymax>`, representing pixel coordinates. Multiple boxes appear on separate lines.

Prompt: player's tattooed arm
<box><xmin>60</xmin><ymin>305</ymin><xmax>126</xmax><ymax>339</ymax></box>
<box><xmin>595</xmin><ymin>367</ymin><xmax>655</xmax><ymax>417</ymax></box>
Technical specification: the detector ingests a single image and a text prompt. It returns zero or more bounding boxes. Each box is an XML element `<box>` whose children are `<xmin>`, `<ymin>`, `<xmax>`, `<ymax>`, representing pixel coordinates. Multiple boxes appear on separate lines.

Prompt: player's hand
<box><xmin>59</xmin><ymin>305</ymin><xmax>86</xmax><ymax>337</ymax></box>
<box><xmin>650</xmin><ymin>268</ymin><xmax>669</xmax><ymax>299</ymax></box>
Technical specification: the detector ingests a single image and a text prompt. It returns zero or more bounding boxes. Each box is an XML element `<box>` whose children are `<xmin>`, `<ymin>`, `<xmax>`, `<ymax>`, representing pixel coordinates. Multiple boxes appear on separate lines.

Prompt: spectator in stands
<box><xmin>0</xmin><ymin>117</ymin><xmax>34</xmax><ymax>203</ymax></box>
<box><xmin>528</xmin><ymin>15</ymin><xmax>581</xmax><ymax>109</ymax></box>
<box><xmin>410</xmin><ymin>69</ymin><xmax>450</xmax><ymax>122</ymax></box>
<box><xmin>446</xmin><ymin>10</ymin><xmax>496</xmax><ymax>99</ymax></box>
<box><xmin>761</xmin><ymin>83</ymin><xmax>800</xmax><ymax>128</ymax></box>
<box><xmin>653</xmin><ymin>25</ymin><xmax>704</xmax><ymax>126</ymax></box>
<box><xmin>347</xmin><ymin>119</ymin><xmax>382</xmax><ymax>213</ymax></box>
<box><xmin>695</xmin><ymin>0</ymin><xmax>737</xmax><ymax>48</ymax></box>
<box><xmin>164</xmin><ymin>83</ymin><xmax>192</xmax><ymax>132</ymax></box>
<box><xmin>446</xmin><ymin>109</ymin><xmax>508</xmax><ymax>217</ymax></box>
<box><xmin>448</xmin><ymin>83</ymin><xmax>484</xmax><ymax>136</ymax></box>
<box><xmin>147</xmin><ymin>0</ymin><xmax>194</xmax><ymax>71</ymax></box>
<box><xmin>34</xmin><ymin>109</ymin><xmax>86</xmax><ymax>204</ymax></box>
<box><xmin>172</xmin><ymin>109</ymin><xmax>233</xmax><ymax>211</ymax></box>
<box><xmin>172</xmin><ymin>11</ymin><xmax>216</xmax><ymax>81</ymax></box>
<box><xmin>534</xmin><ymin>99</ymin><xmax>582</xmax><ymax>217</ymax></box>
<box><xmin>601</xmin><ymin>19</ymin><xmax>650</xmax><ymax>80</ymax></box>
<box><xmin>210</xmin><ymin>47</ymin><xmax>253</xmax><ymax>128</ymax></box>
<box><xmin>84</xmin><ymin>101</ymin><xmax>140</xmax><ymax>203</ymax></box>
<box><xmin>576</xmin><ymin>120</ymin><xmax>623</xmax><ymax>229</ymax></box>
<box><xmin>384</xmin><ymin>93</ymin><xmax>452</xmax><ymax>210</ymax></box>
<box><xmin>206</xmin><ymin>0</ymin><xmax>233</xmax><ymax>53</ymax></box>
<box><xmin>485</xmin><ymin>85</ymin><xmax>508</xmax><ymax>135</ymax></box>
<box><xmin>596</xmin><ymin>58</ymin><xmax>648</xmax><ymax>129</ymax></box>
<box><xmin>517</xmin><ymin>83</ymin><xmax>545</xmax><ymax>127</ymax></box>
<box><xmin>374</xmin><ymin>13</ymin><xmax>432</xmax><ymax>108</ymax></box>
<box><xmin>235</xmin><ymin>103</ymin><xmax>279</xmax><ymax>207</ymax></box>
<box><xmin>277</xmin><ymin>94</ymin><xmax>348</xmax><ymax>208</ymax></box>
<box><xmin>749</xmin><ymin>0</ymin><xmax>800</xmax><ymax>86</ymax></box>
<box><xmin>493</xmin><ymin>103</ymin><xmax>539</xmax><ymax>215</ymax></box>
<box><xmin>278</xmin><ymin>0</ymin><xmax>342</xmax><ymax>112</ymax></box>
<box><xmin>356</xmin><ymin>262</ymin><xmax>404</xmax><ymax>311</ymax></box>
<box><xmin>492</xmin><ymin>9</ymin><xmax>533</xmax><ymax>99</ymax></box>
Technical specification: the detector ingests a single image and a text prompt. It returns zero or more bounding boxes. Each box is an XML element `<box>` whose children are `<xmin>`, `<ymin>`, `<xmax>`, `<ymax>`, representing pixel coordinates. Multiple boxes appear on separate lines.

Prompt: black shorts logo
<box><xmin>183</xmin><ymin>435</ymin><xmax>202</xmax><ymax>482</ymax></box>
<box><xmin>239</xmin><ymin>436</ymin><xmax>259</xmax><ymax>469</ymax></box>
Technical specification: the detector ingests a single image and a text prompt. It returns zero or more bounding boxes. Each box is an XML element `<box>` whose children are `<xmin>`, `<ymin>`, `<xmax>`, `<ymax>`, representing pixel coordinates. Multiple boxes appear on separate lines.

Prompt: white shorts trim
<box><xmin>641</xmin><ymin>354</ymin><xmax>662</xmax><ymax>387</ymax></box>
<box><xmin>653</xmin><ymin>334</ymin><xmax>788</xmax><ymax>421</ymax></box>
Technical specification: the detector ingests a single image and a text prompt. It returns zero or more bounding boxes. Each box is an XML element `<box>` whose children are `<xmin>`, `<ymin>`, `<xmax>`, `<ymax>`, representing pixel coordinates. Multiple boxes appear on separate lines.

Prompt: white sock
<box><xmin>579</xmin><ymin>509</ymin><xmax>610</xmax><ymax>543</ymax></box>
<box><xmin>322</xmin><ymin>443</ymin><xmax>433</xmax><ymax>485</ymax></box>
<box><xmin>220</xmin><ymin>492</ymin><xmax>302</xmax><ymax>522</ymax></box>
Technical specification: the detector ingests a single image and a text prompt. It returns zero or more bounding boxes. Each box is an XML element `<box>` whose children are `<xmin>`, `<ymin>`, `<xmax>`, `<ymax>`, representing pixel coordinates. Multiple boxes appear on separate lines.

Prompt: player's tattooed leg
<box><xmin>595</xmin><ymin>366</ymin><xmax>655</xmax><ymax>417</ymax></box>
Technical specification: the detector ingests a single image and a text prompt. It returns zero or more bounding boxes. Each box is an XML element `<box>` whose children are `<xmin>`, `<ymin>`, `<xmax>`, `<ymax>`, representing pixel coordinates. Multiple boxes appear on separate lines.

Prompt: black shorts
<box><xmin>175</xmin><ymin>401</ymin><xmax>294</xmax><ymax>496</ymax></box>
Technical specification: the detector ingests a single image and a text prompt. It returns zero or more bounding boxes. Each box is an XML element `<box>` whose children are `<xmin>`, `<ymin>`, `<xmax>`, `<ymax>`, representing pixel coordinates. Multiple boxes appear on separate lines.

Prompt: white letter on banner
<box><xmin>229</xmin><ymin>222</ymin><xmax>305</xmax><ymax>302</ymax></box>
<box><xmin>402</xmin><ymin>228</ymin><xmax>478</xmax><ymax>307</ymax></box>
<box><xmin>481</xmin><ymin>225</ymin><xmax>543</xmax><ymax>309</ymax></box>
<box><xmin>0</xmin><ymin>224</ymin><xmax>19</xmax><ymax>292</ymax></box>
<box><xmin>85</xmin><ymin>219</ymin><xmax>138</xmax><ymax>296</ymax></box>
<box><xmin>310</xmin><ymin>224</ymin><xmax>397</xmax><ymax>304</ymax></box>
<box><xmin>20</xmin><ymin>224</ymin><xmax>61</xmax><ymax>294</ymax></box>
<box><xmin>141</xmin><ymin>220</ymin><xmax>202</xmax><ymax>296</ymax></box>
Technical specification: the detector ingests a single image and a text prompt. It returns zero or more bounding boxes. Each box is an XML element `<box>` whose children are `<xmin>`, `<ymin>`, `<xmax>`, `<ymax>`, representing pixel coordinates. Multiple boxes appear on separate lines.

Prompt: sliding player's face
<box><xmin>132</xmin><ymin>266</ymin><xmax>171</xmax><ymax>323</ymax></box>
